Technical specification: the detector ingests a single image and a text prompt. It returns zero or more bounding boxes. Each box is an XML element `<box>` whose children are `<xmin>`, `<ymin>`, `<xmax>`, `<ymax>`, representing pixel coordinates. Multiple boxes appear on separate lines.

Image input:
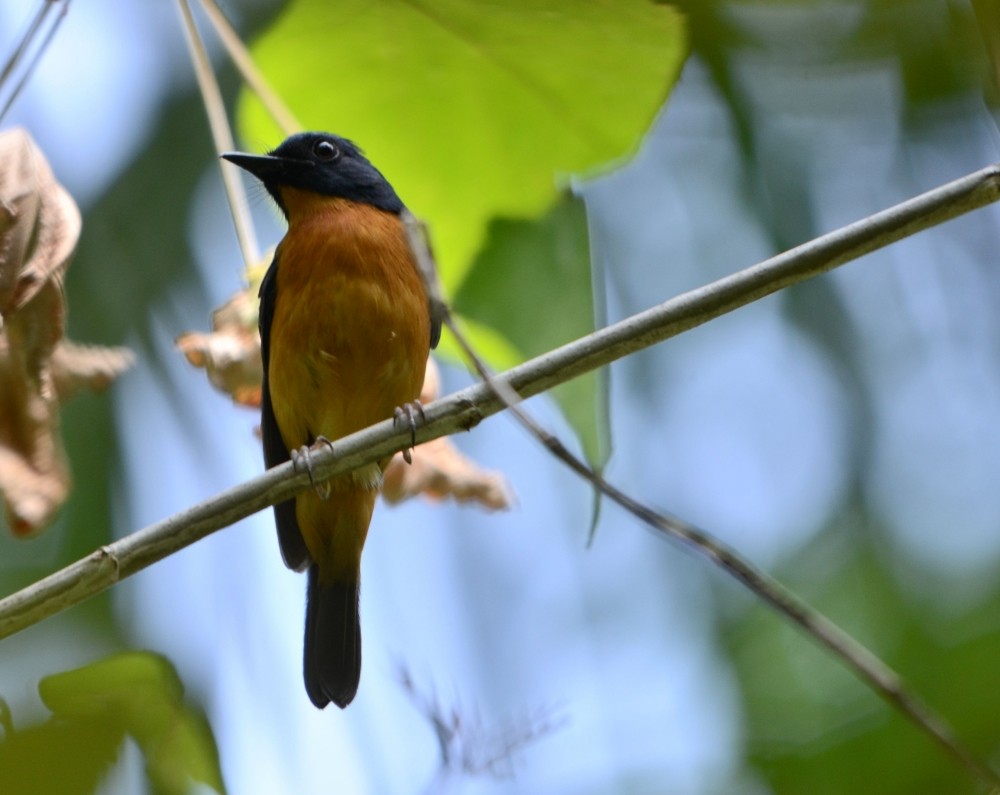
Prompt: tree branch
<box><xmin>197</xmin><ymin>0</ymin><xmax>302</xmax><ymax>138</ymax></box>
<box><xmin>0</xmin><ymin>0</ymin><xmax>68</xmax><ymax>124</ymax></box>
<box><xmin>1</xmin><ymin>161</ymin><xmax>998</xmax><ymax>646</ymax></box>
<box><xmin>176</xmin><ymin>0</ymin><xmax>259</xmax><ymax>266</ymax></box>
<box><xmin>404</xmin><ymin>202</ymin><xmax>1000</xmax><ymax>790</ymax></box>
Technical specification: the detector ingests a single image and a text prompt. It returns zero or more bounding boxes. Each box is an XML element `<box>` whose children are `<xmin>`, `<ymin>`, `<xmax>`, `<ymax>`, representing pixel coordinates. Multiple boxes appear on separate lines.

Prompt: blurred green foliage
<box><xmin>725</xmin><ymin>527</ymin><xmax>1000</xmax><ymax>794</ymax></box>
<box><xmin>676</xmin><ymin>2</ymin><xmax>1000</xmax><ymax>792</ymax></box>
<box><xmin>0</xmin><ymin>652</ymin><xmax>224</xmax><ymax>795</ymax></box>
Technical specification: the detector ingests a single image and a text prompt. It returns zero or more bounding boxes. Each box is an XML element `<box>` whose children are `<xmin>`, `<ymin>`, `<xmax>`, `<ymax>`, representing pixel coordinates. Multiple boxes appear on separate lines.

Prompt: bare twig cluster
<box><xmin>398</xmin><ymin>664</ymin><xmax>564</xmax><ymax>790</ymax></box>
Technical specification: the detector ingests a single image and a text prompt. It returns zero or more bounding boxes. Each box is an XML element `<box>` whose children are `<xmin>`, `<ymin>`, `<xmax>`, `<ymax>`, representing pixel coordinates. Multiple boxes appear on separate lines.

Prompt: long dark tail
<box><xmin>303</xmin><ymin>566</ymin><xmax>361</xmax><ymax>709</ymax></box>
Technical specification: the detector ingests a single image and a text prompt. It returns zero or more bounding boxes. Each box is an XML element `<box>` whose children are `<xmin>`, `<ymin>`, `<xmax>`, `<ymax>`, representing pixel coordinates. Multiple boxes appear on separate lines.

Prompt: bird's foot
<box><xmin>291</xmin><ymin>436</ymin><xmax>335</xmax><ymax>500</ymax></box>
<box><xmin>393</xmin><ymin>401</ymin><xmax>425</xmax><ymax>465</ymax></box>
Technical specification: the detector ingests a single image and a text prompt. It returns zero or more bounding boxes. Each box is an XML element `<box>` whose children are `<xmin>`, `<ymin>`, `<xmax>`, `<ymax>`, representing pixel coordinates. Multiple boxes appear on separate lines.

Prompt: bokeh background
<box><xmin>2</xmin><ymin>1</ymin><xmax>1000</xmax><ymax>793</ymax></box>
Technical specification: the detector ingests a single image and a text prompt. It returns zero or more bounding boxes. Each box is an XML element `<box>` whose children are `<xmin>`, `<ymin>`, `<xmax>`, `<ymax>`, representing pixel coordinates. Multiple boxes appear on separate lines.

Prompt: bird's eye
<box><xmin>313</xmin><ymin>139</ymin><xmax>340</xmax><ymax>161</ymax></box>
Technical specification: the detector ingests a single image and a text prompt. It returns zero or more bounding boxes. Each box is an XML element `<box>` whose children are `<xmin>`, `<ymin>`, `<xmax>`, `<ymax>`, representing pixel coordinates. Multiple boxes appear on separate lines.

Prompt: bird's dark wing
<box><xmin>259</xmin><ymin>255</ymin><xmax>311</xmax><ymax>571</ymax></box>
<box><xmin>429</xmin><ymin>300</ymin><xmax>443</xmax><ymax>350</ymax></box>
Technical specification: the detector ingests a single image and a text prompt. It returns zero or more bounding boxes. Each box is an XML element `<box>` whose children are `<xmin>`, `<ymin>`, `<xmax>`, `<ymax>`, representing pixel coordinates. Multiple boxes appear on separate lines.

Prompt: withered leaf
<box><xmin>176</xmin><ymin>287</ymin><xmax>262</xmax><ymax>408</ymax></box>
<box><xmin>381</xmin><ymin>434</ymin><xmax>512</xmax><ymax>510</ymax></box>
<box><xmin>0</xmin><ymin>129</ymin><xmax>134</xmax><ymax>537</ymax></box>
<box><xmin>0</xmin><ymin>129</ymin><xmax>79</xmax><ymax>317</ymax></box>
<box><xmin>50</xmin><ymin>342</ymin><xmax>135</xmax><ymax>404</ymax></box>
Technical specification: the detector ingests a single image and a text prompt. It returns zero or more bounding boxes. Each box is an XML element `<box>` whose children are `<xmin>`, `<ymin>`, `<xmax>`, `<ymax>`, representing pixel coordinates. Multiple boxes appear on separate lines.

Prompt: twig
<box><xmin>197</xmin><ymin>0</ymin><xmax>301</xmax><ymax>137</ymax></box>
<box><xmin>0</xmin><ymin>162</ymin><xmax>999</xmax><ymax>676</ymax></box>
<box><xmin>397</xmin><ymin>664</ymin><xmax>563</xmax><ymax>786</ymax></box>
<box><xmin>175</xmin><ymin>0</ymin><xmax>259</xmax><ymax>267</ymax></box>
<box><xmin>0</xmin><ymin>0</ymin><xmax>69</xmax><ymax>124</ymax></box>
<box><xmin>402</xmin><ymin>208</ymin><xmax>1000</xmax><ymax>790</ymax></box>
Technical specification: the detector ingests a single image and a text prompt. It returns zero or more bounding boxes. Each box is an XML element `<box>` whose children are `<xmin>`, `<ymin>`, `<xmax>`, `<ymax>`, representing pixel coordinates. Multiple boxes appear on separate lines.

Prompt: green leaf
<box><xmin>36</xmin><ymin>652</ymin><xmax>226</xmax><ymax>795</ymax></box>
<box><xmin>0</xmin><ymin>711</ymin><xmax>123</xmax><ymax>795</ymax></box>
<box><xmin>238</xmin><ymin>0</ymin><xmax>687</xmax><ymax>289</ymax></box>
<box><xmin>454</xmin><ymin>193</ymin><xmax>609</xmax><ymax>467</ymax></box>
<box><xmin>724</xmin><ymin>538</ymin><xmax>1000</xmax><ymax>794</ymax></box>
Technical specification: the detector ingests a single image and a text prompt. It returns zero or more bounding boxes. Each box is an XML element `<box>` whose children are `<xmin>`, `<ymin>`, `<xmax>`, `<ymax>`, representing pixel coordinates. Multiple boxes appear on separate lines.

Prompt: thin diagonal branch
<box><xmin>0</xmin><ymin>163</ymin><xmax>998</xmax><ymax>678</ymax></box>
<box><xmin>176</xmin><ymin>0</ymin><xmax>259</xmax><ymax>266</ymax></box>
<box><xmin>402</xmin><ymin>210</ymin><xmax>1000</xmax><ymax>791</ymax></box>
<box><xmin>197</xmin><ymin>0</ymin><xmax>301</xmax><ymax>137</ymax></box>
<box><xmin>471</xmin><ymin>361</ymin><xmax>1000</xmax><ymax>787</ymax></box>
<box><xmin>473</xmin><ymin>366</ymin><xmax>1000</xmax><ymax>788</ymax></box>
<box><xmin>0</xmin><ymin>0</ymin><xmax>69</xmax><ymax>124</ymax></box>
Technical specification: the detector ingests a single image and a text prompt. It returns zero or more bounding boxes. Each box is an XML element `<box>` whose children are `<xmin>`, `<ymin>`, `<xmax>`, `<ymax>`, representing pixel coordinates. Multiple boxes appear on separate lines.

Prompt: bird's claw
<box><xmin>393</xmin><ymin>401</ymin><xmax>425</xmax><ymax>465</ymax></box>
<box><xmin>291</xmin><ymin>437</ymin><xmax>335</xmax><ymax>500</ymax></box>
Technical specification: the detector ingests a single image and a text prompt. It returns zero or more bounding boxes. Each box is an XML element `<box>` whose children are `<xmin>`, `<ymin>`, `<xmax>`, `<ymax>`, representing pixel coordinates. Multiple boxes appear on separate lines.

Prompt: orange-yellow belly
<box><xmin>268</xmin><ymin>195</ymin><xmax>430</xmax><ymax>579</ymax></box>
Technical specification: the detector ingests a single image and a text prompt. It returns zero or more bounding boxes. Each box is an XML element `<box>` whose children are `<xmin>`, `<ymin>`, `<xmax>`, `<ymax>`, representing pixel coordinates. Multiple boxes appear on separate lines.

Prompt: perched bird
<box><xmin>223</xmin><ymin>132</ymin><xmax>440</xmax><ymax>708</ymax></box>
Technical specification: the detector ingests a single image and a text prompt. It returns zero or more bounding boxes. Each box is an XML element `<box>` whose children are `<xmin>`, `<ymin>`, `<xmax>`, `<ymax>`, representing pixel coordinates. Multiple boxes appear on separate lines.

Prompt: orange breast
<box><xmin>268</xmin><ymin>193</ymin><xmax>431</xmax><ymax>456</ymax></box>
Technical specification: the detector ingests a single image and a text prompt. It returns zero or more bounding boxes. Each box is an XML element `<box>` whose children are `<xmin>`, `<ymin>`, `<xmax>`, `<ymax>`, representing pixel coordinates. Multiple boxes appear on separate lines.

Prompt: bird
<box><xmin>222</xmin><ymin>132</ymin><xmax>440</xmax><ymax>708</ymax></box>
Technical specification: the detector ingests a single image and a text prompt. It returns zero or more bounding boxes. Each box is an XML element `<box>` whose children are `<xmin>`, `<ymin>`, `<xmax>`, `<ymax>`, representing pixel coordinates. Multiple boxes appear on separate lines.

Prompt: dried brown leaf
<box><xmin>176</xmin><ymin>287</ymin><xmax>262</xmax><ymax>408</ymax></box>
<box><xmin>0</xmin><ymin>329</ymin><xmax>70</xmax><ymax>537</ymax></box>
<box><xmin>0</xmin><ymin>129</ymin><xmax>133</xmax><ymax>536</ymax></box>
<box><xmin>0</xmin><ymin>128</ymin><xmax>79</xmax><ymax>318</ymax></box>
<box><xmin>382</xmin><ymin>434</ymin><xmax>512</xmax><ymax>510</ymax></box>
<box><xmin>51</xmin><ymin>342</ymin><xmax>135</xmax><ymax>402</ymax></box>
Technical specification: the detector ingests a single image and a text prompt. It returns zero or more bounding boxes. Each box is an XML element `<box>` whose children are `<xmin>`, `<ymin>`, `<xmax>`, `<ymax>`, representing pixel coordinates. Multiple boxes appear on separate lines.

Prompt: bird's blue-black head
<box><xmin>222</xmin><ymin>132</ymin><xmax>404</xmax><ymax>216</ymax></box>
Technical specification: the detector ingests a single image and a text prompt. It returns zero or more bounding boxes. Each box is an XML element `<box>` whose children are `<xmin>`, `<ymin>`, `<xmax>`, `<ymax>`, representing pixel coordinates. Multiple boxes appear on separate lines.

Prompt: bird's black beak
<box><xmin>221</xmin><ymin>152</ymin><xmax>290</xmax><ymax>182</ymax></box>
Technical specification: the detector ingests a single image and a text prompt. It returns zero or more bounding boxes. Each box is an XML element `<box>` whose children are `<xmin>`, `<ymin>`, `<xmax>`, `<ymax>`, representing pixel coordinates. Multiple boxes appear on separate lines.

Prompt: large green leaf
<box><xmin>454</xmin><ymin>193</ymin><xmax>609</xmax><ymax>466</ymax></box>
<box><xmin>0</xmin><ymin>709</ymin><xmax>122</xmax><ymax>795</ymax></box>
<box><xmin>239</xmin><ymin>0</ymin><xmax>687</xmax><ymax>289</ymax></box>
<box><xmin>238</xmin><ymin>0</ymin><xmax>684</xmax><ymax>474</ymax></box>
<box><xmin>16</xmin><ymin>652</ymin><xmax>227</xmax><ymax>795</ymax></box>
